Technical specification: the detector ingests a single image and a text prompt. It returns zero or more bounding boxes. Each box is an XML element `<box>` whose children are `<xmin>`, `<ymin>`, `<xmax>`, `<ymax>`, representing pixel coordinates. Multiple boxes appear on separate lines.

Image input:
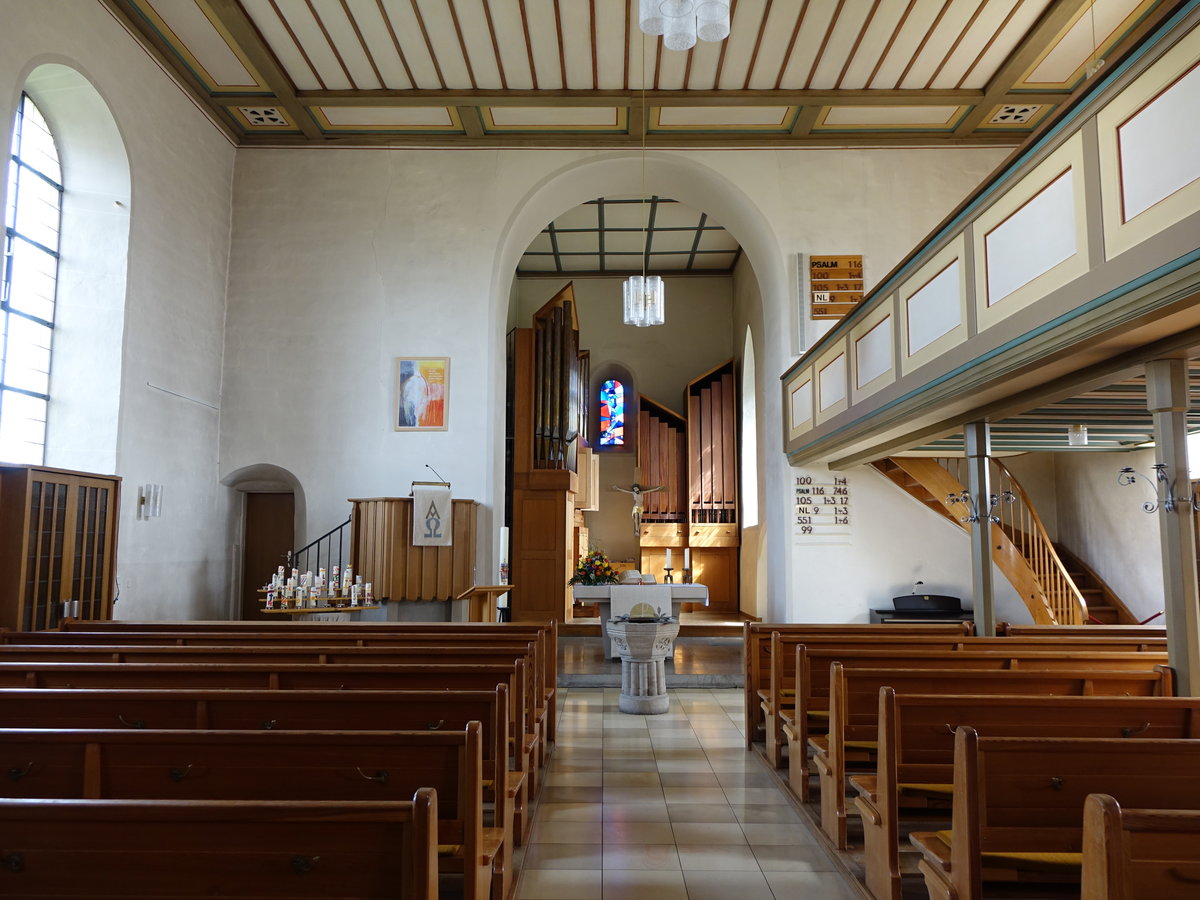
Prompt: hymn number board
<box><xmin>795</xmin><ymin>475</ymin><xmax>851</xmax><ymax>544</ymax></box>
<box><xmin>810</xmin><ymin>255</ymin><xmax>864</xmax><ymax>320</ymax></box>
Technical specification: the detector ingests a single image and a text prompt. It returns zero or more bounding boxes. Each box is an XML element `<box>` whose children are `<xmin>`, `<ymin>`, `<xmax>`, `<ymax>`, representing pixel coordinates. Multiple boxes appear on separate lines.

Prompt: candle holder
<box><xmin>663</xmin><ymin>567</ymin><xmax>674</xmax><ymax>583</ymax></box>
<box><xmin>681</xmin><ymin>567</ymin><xmax>693</xmax><ymax>584</ymax></box>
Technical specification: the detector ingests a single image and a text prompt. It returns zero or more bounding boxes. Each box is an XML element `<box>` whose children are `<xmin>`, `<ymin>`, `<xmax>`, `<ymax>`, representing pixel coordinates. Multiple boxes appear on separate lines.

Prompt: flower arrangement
<box><xmin>568</xmin><ymin>549</ymin><xmax>619</xmax><ymax>586</ymax></box>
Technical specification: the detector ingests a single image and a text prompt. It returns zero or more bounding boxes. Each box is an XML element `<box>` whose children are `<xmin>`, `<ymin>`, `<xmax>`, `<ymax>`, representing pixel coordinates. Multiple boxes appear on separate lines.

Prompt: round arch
<box><xmin>485</xmin><ymin>151</ymin><xmax>791</xmax><ymax>616</ymax></box>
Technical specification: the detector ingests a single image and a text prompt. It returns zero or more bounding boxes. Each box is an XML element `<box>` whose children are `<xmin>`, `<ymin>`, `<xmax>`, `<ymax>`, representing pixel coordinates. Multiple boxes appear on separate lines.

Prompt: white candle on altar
<box><xmin>684</xmin><ymin>548</ymin><xmax>691</xmax><ymax>570</ymax></box>
<box><xmin>665</xmin><ymin>548</ymin><xmax>672</xmax><ymax>568</ymax></box>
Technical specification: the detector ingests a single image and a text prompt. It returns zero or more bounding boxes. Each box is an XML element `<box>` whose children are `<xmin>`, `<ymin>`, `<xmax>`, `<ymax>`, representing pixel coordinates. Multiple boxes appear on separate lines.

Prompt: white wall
<box><xmin>1054</xmin><ymin>448</ymin><xmax>1164</xmax><ymax>622</ymax></box>
<box><xmin>1</xmin><ymin>1</ymin><xmax>237</xmax><ymax>619</ymax></box>
<box><xmin>786</xmin><ymin>463</ymin><xmax>1027</xmax><ymax>624</ymax></box>
<box><xmin>220</xmin><ymin>145</ymin><xmax>1003</xmax><ymax>622</ymax></box>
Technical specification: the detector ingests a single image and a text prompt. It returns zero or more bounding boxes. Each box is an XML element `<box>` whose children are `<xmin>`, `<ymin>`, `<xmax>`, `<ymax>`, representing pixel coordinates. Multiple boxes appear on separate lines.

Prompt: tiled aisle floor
<box><xmin>514</xmin><ymin>688</ymin><xmax>859</xmax><ymax>900</ymax></box>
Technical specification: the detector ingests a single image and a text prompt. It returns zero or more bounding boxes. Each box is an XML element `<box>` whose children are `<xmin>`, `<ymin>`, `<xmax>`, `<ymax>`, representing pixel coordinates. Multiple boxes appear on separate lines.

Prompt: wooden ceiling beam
<box><xmin>228</xmin><ymin>87</ymin><xmax>992</xmax><ymax>109</ymax></box>
<box><xmin>195</xmin><ymin>0</ymin><xmax>323</xmax><ymax>140</ymax></box>
<box><xmin>456</xmin><ymin>106</ymin><xmax>485</xmax><ymax>138</ymax></box>
<box><xmin>234</xmin><ymin>130</ymin><xmax>1021</xmax><ymax>150</ymax></box>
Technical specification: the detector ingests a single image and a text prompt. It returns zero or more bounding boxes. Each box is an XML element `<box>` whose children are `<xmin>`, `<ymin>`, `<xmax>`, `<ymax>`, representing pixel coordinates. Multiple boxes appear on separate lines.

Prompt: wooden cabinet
<box><xmin>0</xmin><ymin>465</ymin><xmax>121</xmax><ymax>630</ymax></box>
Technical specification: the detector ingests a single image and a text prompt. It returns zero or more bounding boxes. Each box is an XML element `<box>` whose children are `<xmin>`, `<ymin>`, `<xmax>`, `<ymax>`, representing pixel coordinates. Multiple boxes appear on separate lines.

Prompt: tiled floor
<box><xmin>514</xmin><ymin>688</ymin><xmax>860</xmax><ymax>900</ymax></box>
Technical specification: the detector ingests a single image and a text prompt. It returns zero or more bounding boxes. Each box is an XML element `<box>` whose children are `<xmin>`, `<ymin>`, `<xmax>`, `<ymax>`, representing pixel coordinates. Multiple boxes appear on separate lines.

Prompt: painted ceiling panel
<box><xmin>834</xmin><ymin>0</ymin><xmax>912</xmax><ymax>91</ymax></box>
<box><xmin>777</xmin><ymin>0</ymin><xmax>840</xmax><ymax>90</ymax></box>
<box><xmin>110</xmin><ymin>0</ymin><xmax>1176</xmax><ymax>147</ymax></box>
<box><xmin>315</xmin><ymin>1</ymin><xmax>384</xmax><ymax>90</ymax></box>
<box><xmin>343</xmin><ymin>0</ymin><xmax>414</xmax><ymax>89</ymax></box>
<box><xmin>275</xmin><ymin>2</ymin><xmax>353</xmax><ymax>90</ymax></box>
<box><xmin>716</xmin><ymin>0</ymin><xmax>769</xmax><ymax>90</ymax></box>
<box><xmin>808</xmin><ymin>2</ymin><xmax>876</xmax><ymax>91</ymax></box>
<box><xmin>380</xmin><ymin>0</ymin><xmax>444</xmax><ymax>89</ymax></box>
<box><xmin>144</xmin><ymin>0</ymin><xmax>258</xmax><ymax>87</ymax></box>
<box><xmin>451</xmin><ymin>0</ymin><xmax>505</xmax><ymax>89</ymax></box>
<box><xmin>594</xmin><ymin>0</ymin><xmax>628</xmax><ymax>90</ymax></box>
<box><xmin>320</xmin><ymin>106</ymin><xmax>456</xmax><ymax>127</ymax></box>
<box><xmin>956</xmin><ymin>0</ymin><xmax>1052</xmax><ymax>90</ymax></box>
<box><xmin>868</xmin><ymin>0</ymin><xmax>946</xmax><ymax>89</ymax></box>
<box><xmin>559</xmin><ymin>0</ymin><xmax>596</xmax><ymax>89</ymax></box>
<box><xmin>487</xmin><ymin>0</ymin><xmax>535</xmax><ymax>90</ymax></box>
<box><xmin>524</xmin><ymin>0</ymin><xmax>564</xmax><ymax>89</ymax></box>
<box><xmin>240</xmin><ymin>0</ymin><xmax>320</xmax><ymax>90</ymax></box>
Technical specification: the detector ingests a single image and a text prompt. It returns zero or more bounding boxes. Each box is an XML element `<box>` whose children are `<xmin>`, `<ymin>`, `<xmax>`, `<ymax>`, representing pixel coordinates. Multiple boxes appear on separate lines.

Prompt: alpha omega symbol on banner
<box><xmin>423</xmin><ymin>500</ymin><xmax>443</xmax><ymax>540</ymax></box>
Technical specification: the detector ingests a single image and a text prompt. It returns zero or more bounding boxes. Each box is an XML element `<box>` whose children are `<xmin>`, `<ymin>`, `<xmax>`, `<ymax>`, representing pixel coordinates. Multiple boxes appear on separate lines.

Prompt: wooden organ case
<box><xmin>508</xmin><ymin>284</ymin><xmax>587</xmax><ymax>622</ymax></box>
<box><xmin>637</xmin><ymin>360</ymin><xmax>740</xmax><ymax>615</ymax></box>
<box><xmin>685</xmin><ymin>360</ymin><xmax>739</xmax><ymax>614</ymax></box>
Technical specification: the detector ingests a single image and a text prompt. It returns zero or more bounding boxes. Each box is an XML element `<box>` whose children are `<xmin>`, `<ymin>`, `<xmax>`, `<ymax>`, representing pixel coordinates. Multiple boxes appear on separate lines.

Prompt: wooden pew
<box><xmin>910</xmin><ymin>729</ymin><xmax>1200</xmax><ymax>900</ymax></box>
<box><xmin>0</xmin><ymin>641</ymin><xmax>541</xmax><ymax>761</ymax></box>
<box><xmin>8</xmin><ymin>625</ymin><xmax>559</xmax><ymax>765</ymax></box>
<box><xmin>0</xmin><ymin>657</ymin><xmax>537</xmax><ymax>788</ymax></box>
<box><xmin>850</xmin><ymin>690</ymin><xmax>1200</xmax><ymax>900</ymax></box>
<box><xmin>0</xmin><ymin>795</ymin><xmax>440</xmax><ymax>899</ymax></box>
<box><xmin>758</xmin><ymin>631</ymin><xmax>1166</xmax><ymax>765</ymax></box>
<box><xmin>1081</xmin><ymin>793</ymin><xmax>1200</xmax><ymax>900</ymax></box>
<box><xmin>806</xmin><ymin>665</ymin><xmax>1177</xmax><ymax>850</ymax></box>
<box><xmin>0</xmin><ymin>685</ymin><xmax>527</xmax><ymax>847</ymax></box>
<box><xmin>774</xmin><ymin>644</ymin><xmax>1170</xmax><ymax>783</ymax></box>
<box><xmin>742</xmin><ymin>622</ymin><xmax>973</xmax><ymax>748</ymax></box>
<box><xmin>1001</xmin><ymin>624</ymin><xmax>1167</xmax><ymax>639</ymax></box>
<box><xmin>0</xmin><ymin>724</ymin><xmax>499</xmax><ymax>900</ymax></box>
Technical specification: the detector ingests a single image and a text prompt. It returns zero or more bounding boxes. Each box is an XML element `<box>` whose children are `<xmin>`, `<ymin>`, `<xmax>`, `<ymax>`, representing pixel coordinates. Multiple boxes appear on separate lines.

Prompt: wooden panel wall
<box><xmin>350</xmin><ymin>498</ymin><xmax>477</xmax><ymax>602</ymax></box>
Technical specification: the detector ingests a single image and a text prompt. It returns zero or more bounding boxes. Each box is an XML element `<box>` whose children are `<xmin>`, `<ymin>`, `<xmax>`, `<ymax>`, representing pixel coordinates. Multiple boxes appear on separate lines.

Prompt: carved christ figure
<box><xmin>611</xmin><ymin>482</ymin><xmax>665</xmax><ymax>538</ymax></box>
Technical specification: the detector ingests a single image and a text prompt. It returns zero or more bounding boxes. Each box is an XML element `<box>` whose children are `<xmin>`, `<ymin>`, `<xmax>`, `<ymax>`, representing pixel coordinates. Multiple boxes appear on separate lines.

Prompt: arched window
<box><xmin>1</xmin><ymin>94</ymin><xmax>61</xmax><ymax>464</ymax></box>
<box><xmin>599</xmin><ymin>379</ymin><xmax>625</xmax><ymax>446</ymax></box>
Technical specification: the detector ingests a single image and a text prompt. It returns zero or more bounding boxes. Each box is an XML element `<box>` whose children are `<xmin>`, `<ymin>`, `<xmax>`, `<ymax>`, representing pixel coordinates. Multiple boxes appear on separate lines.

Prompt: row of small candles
<box><xmin>264</xmin><ymin>565</ymin><xmax>374</xmax><ymax>609</ymax></box>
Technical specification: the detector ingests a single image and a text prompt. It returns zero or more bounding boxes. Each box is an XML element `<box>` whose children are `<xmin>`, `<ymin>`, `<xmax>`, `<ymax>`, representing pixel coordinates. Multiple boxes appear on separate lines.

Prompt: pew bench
<box><xmin>809</xmin><ymin>663</ymin><xmax>1179</xmax><ymax>853</ymax></box>
<box><xmin>42</xmin><ymin>621</ymin><xmax>559</xmax><ymax>753</ymax></box>
<box><xmin>0</xmin><ymin>724</ymin><xmax>500</xmax><ymax>900</ymax></box>
<box><xmin>850</xmin><ymin>690</ymin><xmax>1200</xmax><ymax>900</ymax></box>
<box><xmin>0</xmin><ymin>684</ymin><xmax>528</xmax><ymax>846</ymax></box>
<box><xmin>1081</xmin><ymin>793</ymin><xmax>1200</xmax><ymax>900</ymax></box>
<box><xmin>742</xmin><ymin>623</ymin><xmax>973</xmax><ymax>748</ymax></box>
<box><xmin>910</xmin><ymin>729</ymin><xmax>1200</xmax><ymax>900</ymax></box>
<box><xmin>0</xmin><ymin>795</ymin><xmax>440</xmax><ymax>899</ymax></box>
<box><xmin>773</xmin><ymin>644</ymin><xmax>1170</xmax><ymax>788</ymax></box>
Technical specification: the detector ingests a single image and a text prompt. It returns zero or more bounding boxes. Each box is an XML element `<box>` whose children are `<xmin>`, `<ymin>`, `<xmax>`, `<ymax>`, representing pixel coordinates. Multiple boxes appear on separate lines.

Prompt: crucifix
<box><xmin>611</xmin><ymin>481</ymin><xmax>665</xmax><ymax>537</ymax></box>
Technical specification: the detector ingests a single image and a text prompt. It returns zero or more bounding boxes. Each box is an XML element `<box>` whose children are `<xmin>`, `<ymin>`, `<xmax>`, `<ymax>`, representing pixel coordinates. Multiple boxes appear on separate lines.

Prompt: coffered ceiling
<box><xmin>100</xmin><ymin>0</ymin><xmax>1180</xmax><ymax>148</ymax></box>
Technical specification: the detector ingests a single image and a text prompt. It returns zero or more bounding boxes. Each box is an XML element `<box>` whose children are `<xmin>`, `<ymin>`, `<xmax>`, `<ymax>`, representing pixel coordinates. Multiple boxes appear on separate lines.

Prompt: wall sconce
<box><xmin>138</xmin><ymin>483</ymin><xmax>163</xmax><ymax>520</ymax></box>
<box><xmin>1117</xmin><ymin>464</ymin><xmax>1197</xmax><ymax>513</ymax></box>
<box><xmin>946</xmin><ymin>489</ymin><xmax>1015</xmax><ymax>524</ymax></box>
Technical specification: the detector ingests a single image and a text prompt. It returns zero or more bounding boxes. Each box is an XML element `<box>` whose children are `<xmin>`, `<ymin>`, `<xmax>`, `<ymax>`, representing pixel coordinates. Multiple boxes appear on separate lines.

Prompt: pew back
<box><xmin>0</xmin><ymin>795</ymin><xmax>440</xmax><ymax>899</ymax></box>
<box><xmin>1081</xmin><ymin>793</ymin><xmax>1200</xmax><ymax>900</ymax></box>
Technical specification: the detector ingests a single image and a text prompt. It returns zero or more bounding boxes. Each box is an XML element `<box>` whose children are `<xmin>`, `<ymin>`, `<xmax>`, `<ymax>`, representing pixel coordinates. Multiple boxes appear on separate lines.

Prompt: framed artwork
<box><xmin>395</xmin><ymin>357</ymin><xmax>449</xmax><ymax>431</ymax></box>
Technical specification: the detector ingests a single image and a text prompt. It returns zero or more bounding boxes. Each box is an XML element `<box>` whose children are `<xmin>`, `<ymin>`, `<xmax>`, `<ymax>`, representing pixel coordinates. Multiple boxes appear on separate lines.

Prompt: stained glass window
<box><xmin>1</xmin><ymin>94</ymin><xmax>60</xmax><ymax>464</ymax></box>
<box><xmin>599</xmin><ymin>379</ymin><xmax>624</xmax><ymax>446</ymax></box>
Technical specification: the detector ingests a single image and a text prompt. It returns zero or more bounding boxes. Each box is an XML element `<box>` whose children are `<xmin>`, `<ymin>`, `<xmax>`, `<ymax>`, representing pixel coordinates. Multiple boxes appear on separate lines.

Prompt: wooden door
<box><xmin>241</xmin><ymin>492</ymin><xmax>294</xmax><ymax>620</ymax></box>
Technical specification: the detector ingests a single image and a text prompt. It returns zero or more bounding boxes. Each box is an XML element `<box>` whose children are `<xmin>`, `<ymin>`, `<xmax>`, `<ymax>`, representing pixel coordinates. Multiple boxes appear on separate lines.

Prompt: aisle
<box><xmin>514</xmin><ymin>688</ymin><xmax>859</xmax><ymax>899</ymax></box>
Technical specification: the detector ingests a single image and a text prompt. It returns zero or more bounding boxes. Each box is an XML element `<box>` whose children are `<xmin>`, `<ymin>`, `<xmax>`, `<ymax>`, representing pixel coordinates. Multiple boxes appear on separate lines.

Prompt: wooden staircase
<box><xmin>1054</xmin><ymin>544</ymin><xmax>1138</xmax><ymax>625</ymax></box>
<box><xmin>871</xmin><ymin>457</ymin><xmax>1094</xmax><ymax>626</ymax></box>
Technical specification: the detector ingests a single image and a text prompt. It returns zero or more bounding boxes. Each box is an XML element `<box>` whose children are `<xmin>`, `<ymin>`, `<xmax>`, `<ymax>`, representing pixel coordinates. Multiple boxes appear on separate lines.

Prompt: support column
<box><xmin>965</xmin><ymin>422</ymin><xmax>996</xmax><ymax>637</ymax></box>
<box><xmin>1146</xmin><ymin>359</ymin><xmax>1200</xmax><ymax>696</ymax></box>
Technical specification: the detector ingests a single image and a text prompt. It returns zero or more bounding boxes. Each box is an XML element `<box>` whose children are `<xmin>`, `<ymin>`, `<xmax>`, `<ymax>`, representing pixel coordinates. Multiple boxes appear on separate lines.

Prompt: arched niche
<box><xmin>590</xmin><ymin>361</ymin><xmax>638</xmax><ymax>453</ymax></box>
<box><xmin>15</xmin><ymin>62</ymin><xmax>130</xmax><ymax>474</ymax></box>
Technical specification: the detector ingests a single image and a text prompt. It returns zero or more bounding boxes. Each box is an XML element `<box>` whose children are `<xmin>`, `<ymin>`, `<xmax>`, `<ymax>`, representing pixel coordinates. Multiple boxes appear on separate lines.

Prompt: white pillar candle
<box><xmin>665</xmin><ymin>548</ymin><xmax>672</xmax><ymax>568</ymax></box>
<box><xmin>684</xmin><ymin>548</ymin><xmax>691</xmax><ymax>569</ymax></box>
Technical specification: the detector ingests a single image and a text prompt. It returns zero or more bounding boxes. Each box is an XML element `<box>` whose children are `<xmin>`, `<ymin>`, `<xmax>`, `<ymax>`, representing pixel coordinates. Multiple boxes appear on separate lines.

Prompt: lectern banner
<box><xmin>412</xmin><ymin>485</ymin><xmax>453</xmax><ymax>546</ymax></box>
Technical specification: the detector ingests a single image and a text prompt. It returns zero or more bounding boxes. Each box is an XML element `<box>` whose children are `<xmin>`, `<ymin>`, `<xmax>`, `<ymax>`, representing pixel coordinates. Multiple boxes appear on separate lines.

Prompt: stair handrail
<box><xmin>987</xmin><ymin>459</ymin><xmax>1088</xmax><ymax>625</ymax></box>
<box><xmin>288</xmin><ymin>516</ymin><xmax>352</xmax><ymax>578</ymax></box>
<box><xmin>929</xmin><ymin>457</ymin><xmax>1087</xmax><ymax>625</ymax></box>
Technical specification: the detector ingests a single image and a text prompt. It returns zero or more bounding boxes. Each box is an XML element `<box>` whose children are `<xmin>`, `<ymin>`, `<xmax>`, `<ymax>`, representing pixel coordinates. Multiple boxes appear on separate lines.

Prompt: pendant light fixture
<box><xmin>639</xmin><ymin>0</ymin><xmax>731</xmax><ymax>52</ymax></box>
<box><xmin>623</xmin><ymin>28</ymin><xmax>665</xmax><ymax>327</ymax></box>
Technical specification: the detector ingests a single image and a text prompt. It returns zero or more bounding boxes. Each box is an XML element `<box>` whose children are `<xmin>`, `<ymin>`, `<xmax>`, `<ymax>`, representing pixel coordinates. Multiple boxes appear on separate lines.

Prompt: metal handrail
<box><xmin>288</xmin><ymin>516</ymin><xmax>351</xmax><ymax>577</ymax></box>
